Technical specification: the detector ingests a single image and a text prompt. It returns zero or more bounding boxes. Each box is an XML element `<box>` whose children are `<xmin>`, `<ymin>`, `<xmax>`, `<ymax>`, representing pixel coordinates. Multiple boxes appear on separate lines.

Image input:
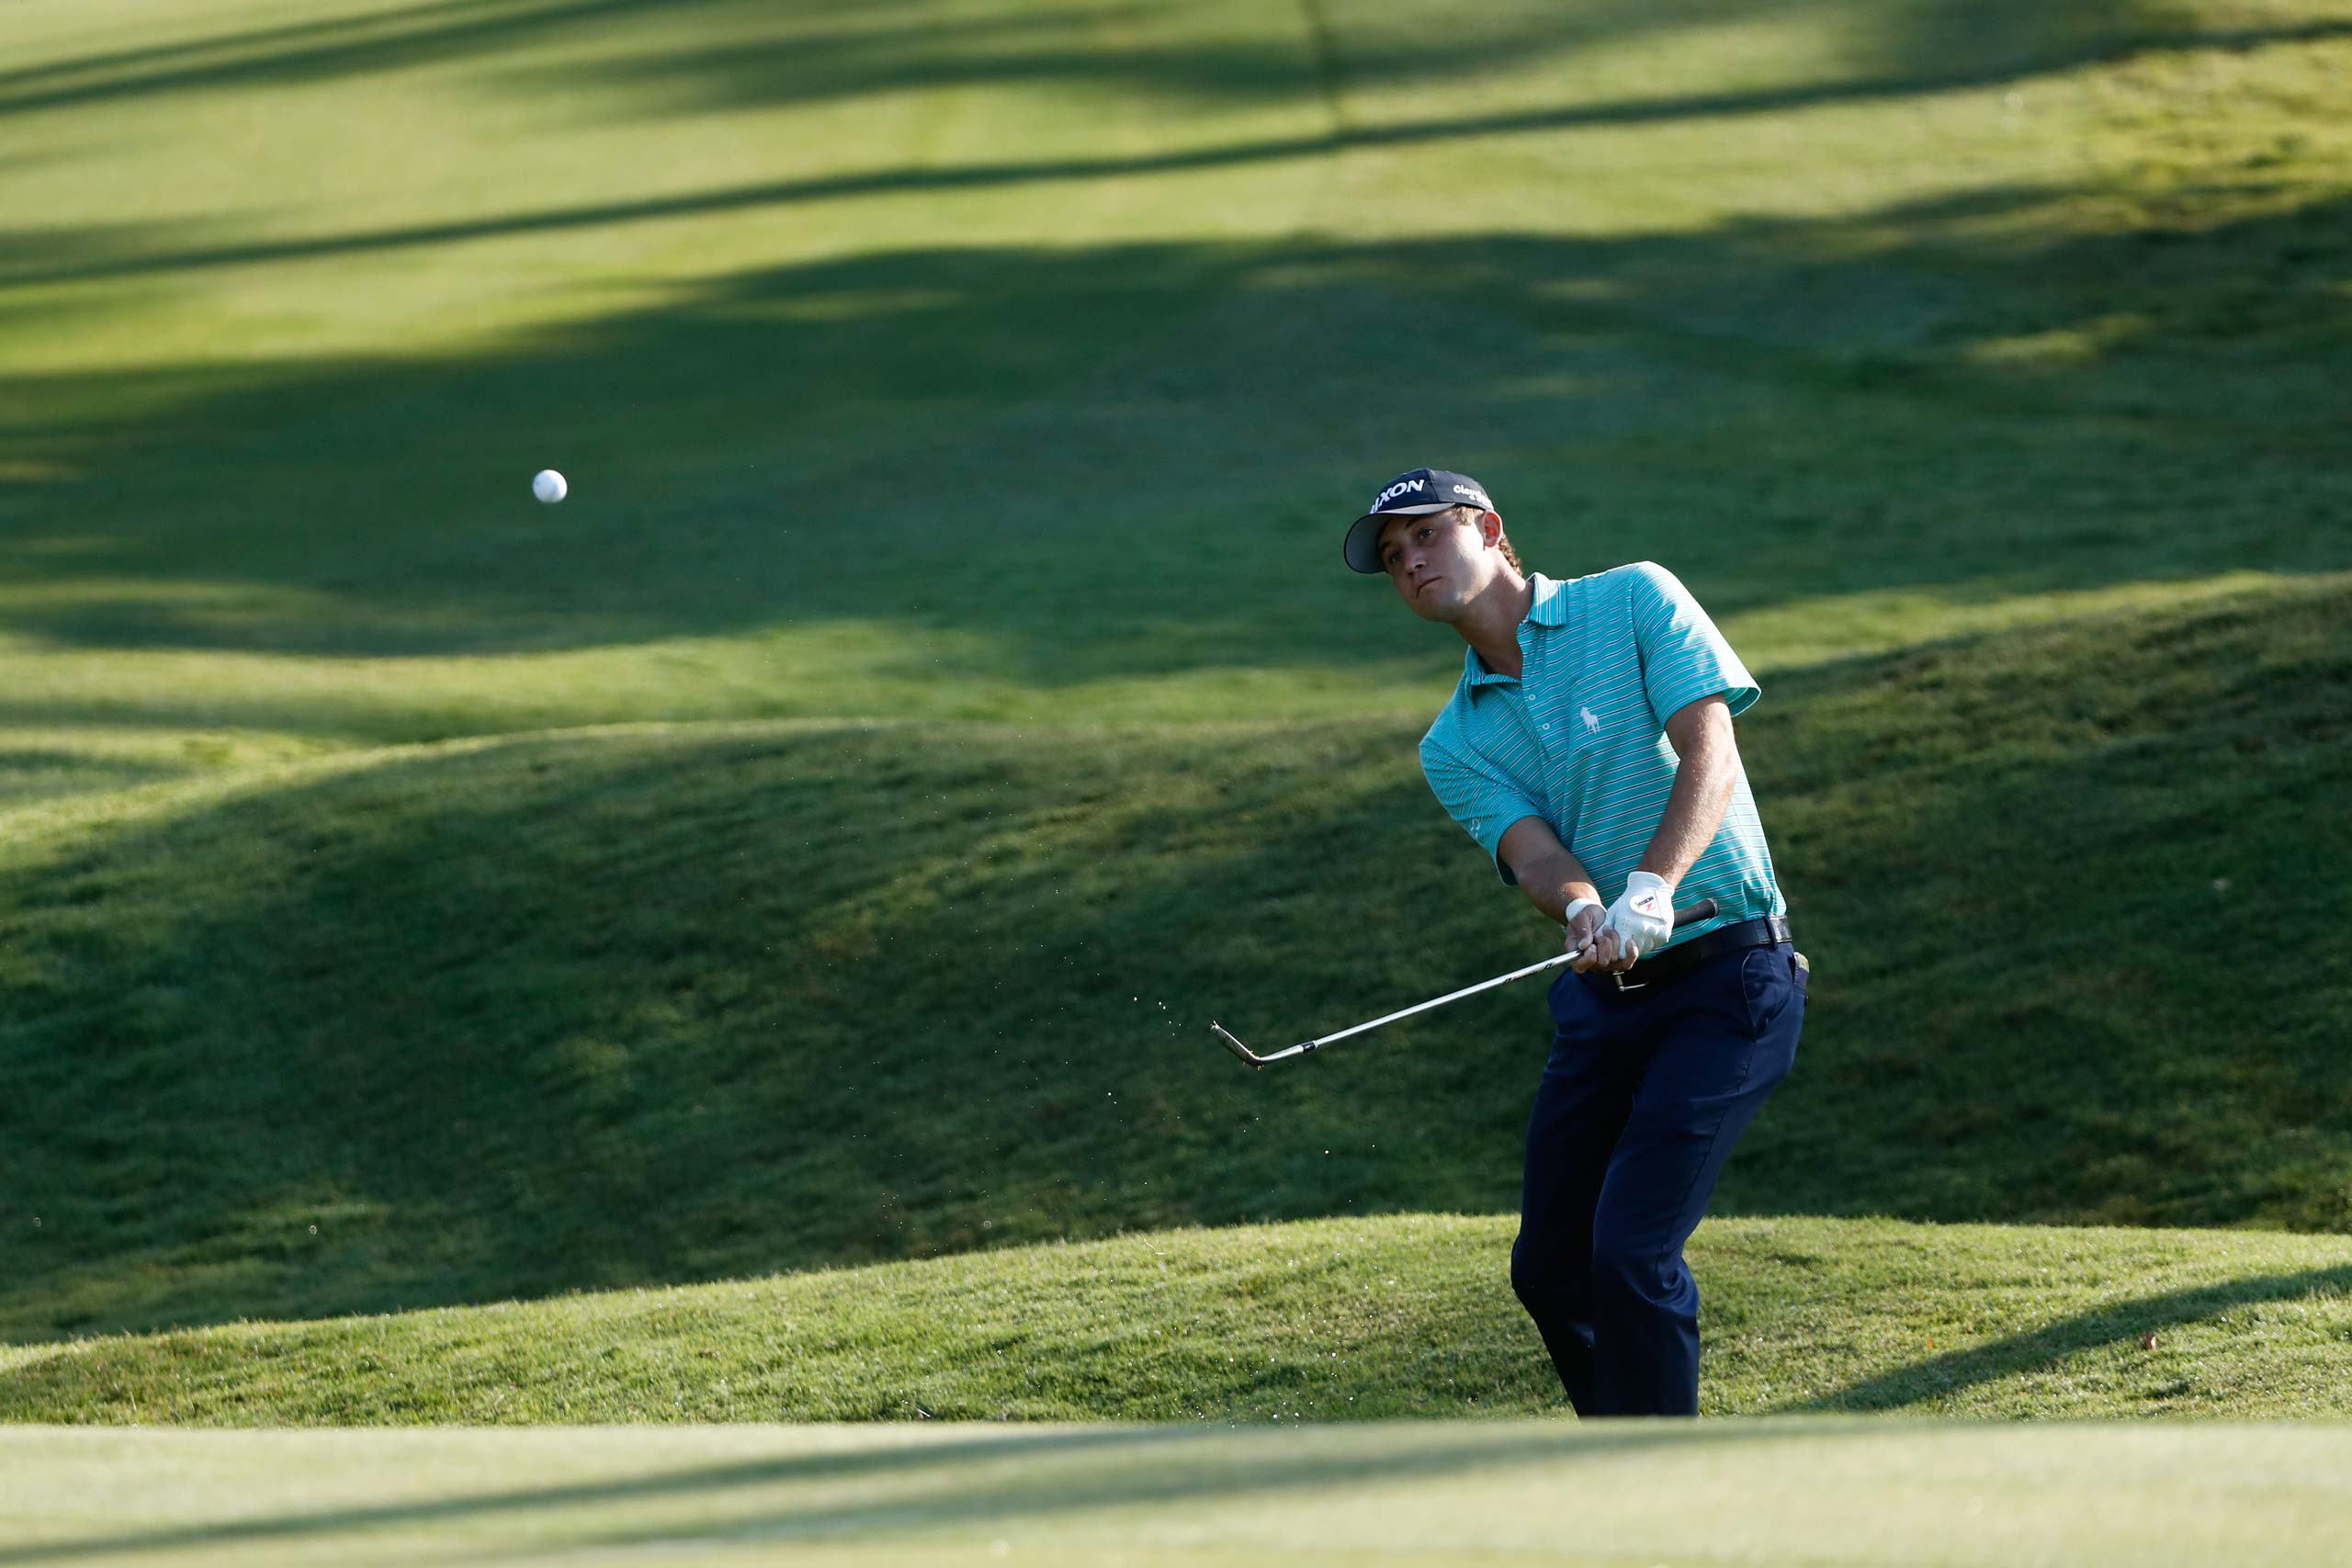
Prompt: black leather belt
<box><xmin>1600</xmin><ymin>916</ymin><xmax>1792</xmax><ymax>992</ymax></box>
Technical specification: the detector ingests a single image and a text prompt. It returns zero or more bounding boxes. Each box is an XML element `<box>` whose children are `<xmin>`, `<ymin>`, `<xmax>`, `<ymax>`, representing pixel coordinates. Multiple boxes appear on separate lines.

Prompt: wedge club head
<box><xmin>1209</xmin><ymin>1023</ymin><xmax>1315</xmax><ymax>1070</ymax></box>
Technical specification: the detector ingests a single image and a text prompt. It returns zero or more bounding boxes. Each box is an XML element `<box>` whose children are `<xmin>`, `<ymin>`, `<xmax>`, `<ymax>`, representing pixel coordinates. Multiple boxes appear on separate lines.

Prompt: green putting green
<box><xmin>6</xmin><ymin>1418</ymin><xmax>2352</xmax><ymax>1566</ymax></box>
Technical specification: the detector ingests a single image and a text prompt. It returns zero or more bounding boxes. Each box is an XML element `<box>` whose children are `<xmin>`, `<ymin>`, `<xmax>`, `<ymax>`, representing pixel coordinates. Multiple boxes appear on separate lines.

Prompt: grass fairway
<box><xmin>6</xmin><ymin>0</ymin><xmax>2347</xmax><ymax>738</ymax></box>
<box><xmin>6</xmin><ymin>1419</ymin><xmax>2352</xmax><ymax>1566</ymax></box>
<box><xmin>4</xmin><ymin>0</ymin><xmax>2351</xmax><ymax>1454</ymax></box>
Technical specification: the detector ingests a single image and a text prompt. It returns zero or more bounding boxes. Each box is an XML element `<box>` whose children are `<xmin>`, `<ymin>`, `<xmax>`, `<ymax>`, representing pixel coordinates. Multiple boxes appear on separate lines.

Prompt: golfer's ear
<box><xmin>1479</xmin><ymin>510</ymin><xmax>1505</xmax><ymax>547</ymax></box>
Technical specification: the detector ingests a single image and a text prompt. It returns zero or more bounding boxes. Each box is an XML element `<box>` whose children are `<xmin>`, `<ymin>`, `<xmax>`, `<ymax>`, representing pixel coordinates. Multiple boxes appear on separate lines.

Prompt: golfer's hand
<box><xmin>1597</xmin><ymin>871</ymin><xmax>1675</xmax><ymax>972</ymax></box>
<box><xmin>1563</xmin><ymin>898</ymin><xmax>1607</xmax><ymax>973</ymax></box>
<box><xmin>1575</xmin><ymin>925</ymin><xmax>1633</xmax><ymax>973</ymax></box>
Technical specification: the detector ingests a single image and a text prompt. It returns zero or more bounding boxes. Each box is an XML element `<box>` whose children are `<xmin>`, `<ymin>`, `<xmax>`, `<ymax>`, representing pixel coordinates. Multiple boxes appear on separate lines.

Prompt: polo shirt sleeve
<box><xmin>1420</xmin><ymin>732</ymin><xmax>1544</xmax><ymax>887</ymax></box>
<box><xmin>1625</xmin><ymin>561</ymin><xmax>1759</xmax><ymax>727</ymax></box>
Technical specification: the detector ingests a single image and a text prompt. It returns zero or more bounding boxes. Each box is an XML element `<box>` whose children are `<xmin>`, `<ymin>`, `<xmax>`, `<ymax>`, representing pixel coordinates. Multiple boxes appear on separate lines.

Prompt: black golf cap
<box><xmin>1343</xmin><ymin>468</ymin><xmax>1495</xmax><ymax>573</ymax></box>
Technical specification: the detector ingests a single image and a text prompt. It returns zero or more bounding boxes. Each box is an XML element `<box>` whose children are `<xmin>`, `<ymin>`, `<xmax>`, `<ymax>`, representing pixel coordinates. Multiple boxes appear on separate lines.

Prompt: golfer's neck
<box><xmin>1460</xmin><ymin>574</ymin><xmax>1533</xmax><ymax>679</ymax></box>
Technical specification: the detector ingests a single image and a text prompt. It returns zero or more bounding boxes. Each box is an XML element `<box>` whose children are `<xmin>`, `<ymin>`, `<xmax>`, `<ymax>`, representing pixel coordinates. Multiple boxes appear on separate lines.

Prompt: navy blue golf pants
<box><xmin>1513</xmin><ymin>941</ymin><xmax>1804</xmax><ymax>1417</ymax></box>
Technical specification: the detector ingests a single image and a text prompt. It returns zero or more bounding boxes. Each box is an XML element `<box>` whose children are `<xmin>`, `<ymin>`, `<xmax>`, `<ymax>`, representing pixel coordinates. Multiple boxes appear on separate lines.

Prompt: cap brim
<box><xmin>1342</xmin><ymin>503</ymin><xmax>1454</xmax><ymax>573</ymax></box>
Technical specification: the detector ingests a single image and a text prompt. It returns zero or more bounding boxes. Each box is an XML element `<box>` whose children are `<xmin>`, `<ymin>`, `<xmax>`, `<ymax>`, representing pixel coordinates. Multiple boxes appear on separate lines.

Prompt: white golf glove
<box><xmin>1602</xmin><ymin>872</ymin><xmax>1676</xmax><ymax>962</ymax></box>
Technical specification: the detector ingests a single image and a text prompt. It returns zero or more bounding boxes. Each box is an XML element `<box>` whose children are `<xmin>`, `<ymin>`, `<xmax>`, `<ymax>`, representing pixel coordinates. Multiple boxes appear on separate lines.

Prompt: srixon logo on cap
<box><xmin>1373</xmin><ymin>478</ymin><xmax>1428</xmax><ymax>508</ymax></box>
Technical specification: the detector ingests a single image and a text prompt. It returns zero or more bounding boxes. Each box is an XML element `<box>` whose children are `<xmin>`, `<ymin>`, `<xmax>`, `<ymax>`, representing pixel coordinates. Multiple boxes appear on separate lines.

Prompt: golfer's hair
<box><xmin>1441</xmin><ymin>503</ymin><xmax>1526</xmax><ymax>577</ymax></box>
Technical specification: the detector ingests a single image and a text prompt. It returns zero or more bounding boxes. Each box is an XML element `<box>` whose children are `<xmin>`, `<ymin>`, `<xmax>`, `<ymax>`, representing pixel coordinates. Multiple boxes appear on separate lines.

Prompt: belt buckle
<box><xmin>1610</xmin><ymin>970</ymin><xmax>1646</xmax><ymax>993</ymax></box>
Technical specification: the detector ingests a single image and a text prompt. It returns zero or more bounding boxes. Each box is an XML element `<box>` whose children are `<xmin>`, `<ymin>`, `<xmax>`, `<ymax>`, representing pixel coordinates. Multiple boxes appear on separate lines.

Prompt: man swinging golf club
<box><xmin>1345</xmin><ymin>467</ymin><xmax>1806</xmax><ymax>1418</ymax></box>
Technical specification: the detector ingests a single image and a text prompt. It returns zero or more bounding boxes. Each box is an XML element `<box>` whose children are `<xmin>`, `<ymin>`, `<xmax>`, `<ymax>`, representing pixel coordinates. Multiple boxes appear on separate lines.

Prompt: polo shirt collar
<box><xmin>1464</xmin><ymin>573</ymin><xmax>1566</xmax><ymax>688</ymax></box>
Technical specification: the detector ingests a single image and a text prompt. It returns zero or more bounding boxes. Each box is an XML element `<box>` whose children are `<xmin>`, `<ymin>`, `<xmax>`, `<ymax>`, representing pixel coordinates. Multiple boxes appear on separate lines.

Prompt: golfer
<box><xmin>1345</xmin><ymin>468</ymin><xmax>1805</xmax><ymax>1418</ymax></box>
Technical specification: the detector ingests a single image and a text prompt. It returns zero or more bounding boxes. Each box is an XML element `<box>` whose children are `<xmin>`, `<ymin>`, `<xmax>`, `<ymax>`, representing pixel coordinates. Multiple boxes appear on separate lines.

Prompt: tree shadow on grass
<box><xmin>10</xmin><ymin>10</ymin><xmax>2348</xmax><ymax>290</ymax></box>
<box><xmin>0</xmin><ymin>747</ymin><xmax>187</xmax><ymax>808</ymax></box>
<box><xmin>4</xmin><ymin>185</ymin><xmax>2347</xmax><ymax>695</ymax></box>
<box><xmin>0</xmin><ymin>1420</ymin><xmax>1835</xmax><ymax>1565</ymax></box>
<box><xmin>529</xmin><ymin>3</ymin><xmax>2352</xmax><ymax>125</ymax></box>
<box><xmin>0</xmin><ymin>0</ymin><xmax>1631</xmax><ymax>122</ymax></box>
<box><xmin>11</xmin><ymin>0</ymin><xmax>2304</xmax><ymax>130</ymax></box>
<box><xmin>11</xmin><ymin>5</ymin><xmax>2346</xmax><ymax>302</ymax></box>
<box><xmin>0</xmin><ymin>0</ymin><xmax>789</xmax><ymax>120</ymax></box>
<box><xmin>1780</xmin><ymin>1264</ymin><xmax>2352</xmax><ymax>1414</ymax></box>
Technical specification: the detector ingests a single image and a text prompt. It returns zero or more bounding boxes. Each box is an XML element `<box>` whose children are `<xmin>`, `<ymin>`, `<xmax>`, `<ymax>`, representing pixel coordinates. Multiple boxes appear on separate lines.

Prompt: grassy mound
<box><xmin>5</xmin><ymin>1213</ymin><xmax>2350</xmax><ymax>1424</ymax></box>
<box><xmin>2</xmin><ymin>0</ymin><xmax>2347</xmax><ymax>1371</ymax></box>
<box><xmin>1739</xmin><ymin>572</ymin><xmax>2352</xmax><ymax>1229</ymax></box>
<box><xmin>2</xmin><ymin>579</ymin><xmax>2346</xmax><ymax>1341</ymax></box>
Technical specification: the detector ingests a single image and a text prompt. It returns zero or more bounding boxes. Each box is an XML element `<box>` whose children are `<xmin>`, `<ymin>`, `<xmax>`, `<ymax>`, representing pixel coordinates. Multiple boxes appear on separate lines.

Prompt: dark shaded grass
<box><xmin>1732</xmin><ymin>578</ymin><xmax>2352</xmax><ymax>1229</ymax></box>
<box><xmin>1</xmin><ymin>581</ymin><xmax>2344</xmax><ymax>1340</ymax></box>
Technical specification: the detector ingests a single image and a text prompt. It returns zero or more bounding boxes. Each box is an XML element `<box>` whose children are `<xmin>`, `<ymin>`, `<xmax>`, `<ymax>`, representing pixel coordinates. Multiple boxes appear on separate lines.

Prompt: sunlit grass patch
<box><xmin>4</xmin><ymin>1214</ymin><xmax>2350</xmax><ymax>1424</ymax></box>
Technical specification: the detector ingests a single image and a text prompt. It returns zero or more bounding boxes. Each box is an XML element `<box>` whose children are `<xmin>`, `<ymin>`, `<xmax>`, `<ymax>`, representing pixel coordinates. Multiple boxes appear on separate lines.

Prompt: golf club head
<box><xmin>1211</xmin><ymin>1023</ymin><xmax>1315</xmax><ymax>1068</ymax></box>
<box><xmin>1210</xmin><ymin>1022</ymin><xmax>1267</xmax><ymax>1068</ymax></box>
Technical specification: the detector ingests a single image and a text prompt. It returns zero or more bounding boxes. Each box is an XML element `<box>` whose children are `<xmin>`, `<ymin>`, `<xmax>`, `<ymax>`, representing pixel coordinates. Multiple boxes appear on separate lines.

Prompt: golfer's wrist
<box><xmin>1561</xmin><ymin>896</ymin><xmax>1601</xmax><ymax>932</ymax></box>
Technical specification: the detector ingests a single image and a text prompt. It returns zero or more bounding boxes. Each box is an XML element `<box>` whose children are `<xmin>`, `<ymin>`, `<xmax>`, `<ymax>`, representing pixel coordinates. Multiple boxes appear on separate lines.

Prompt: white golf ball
<box><xmin>532</xmin><ymin>468</ymin><xmax>568</xmax><ymax>504</ymax></box>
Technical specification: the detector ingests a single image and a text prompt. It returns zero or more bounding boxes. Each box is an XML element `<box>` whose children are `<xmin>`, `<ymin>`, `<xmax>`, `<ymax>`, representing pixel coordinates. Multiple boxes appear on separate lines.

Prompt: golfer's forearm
<box><xmin>1519</xmin><ymin>852</ymin><xmax>1601</xmax><ymax>926</ymax></box>
<box><xmin>1639</xmin><ymin>720</ymin><xmax>1738</xmax><ymax>886</ymax></box>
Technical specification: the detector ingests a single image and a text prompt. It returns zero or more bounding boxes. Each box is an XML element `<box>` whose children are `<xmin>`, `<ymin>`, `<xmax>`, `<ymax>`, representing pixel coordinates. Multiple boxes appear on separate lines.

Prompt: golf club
<box><xmin>1211</xmin><ymin>897</ymin><xmax>1718</xmax><ymax>1068</ymax></box>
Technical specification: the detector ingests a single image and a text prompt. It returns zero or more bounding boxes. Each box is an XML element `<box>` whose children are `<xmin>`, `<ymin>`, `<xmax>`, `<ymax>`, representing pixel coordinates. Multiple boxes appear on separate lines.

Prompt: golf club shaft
<box><xmin>1300</xmin><ymin>897</ymin><xmax>1718</xmax><ymax>1051</ymax></box>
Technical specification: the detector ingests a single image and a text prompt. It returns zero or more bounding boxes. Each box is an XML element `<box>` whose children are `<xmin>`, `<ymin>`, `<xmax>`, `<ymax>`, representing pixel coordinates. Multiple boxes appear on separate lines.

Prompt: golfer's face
<box><xmin>1379</xmin><ymin>512</ymin><xmax>1483</xmax><ymax>621</ymax></box>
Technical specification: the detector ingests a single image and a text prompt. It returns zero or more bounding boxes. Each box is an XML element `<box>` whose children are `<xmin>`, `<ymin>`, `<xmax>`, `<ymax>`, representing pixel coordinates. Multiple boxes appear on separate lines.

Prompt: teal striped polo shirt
<box><xmin>1418</xmin><ymin>562</ymin><xmax>1785</xmax><ymax>949</ymax></box>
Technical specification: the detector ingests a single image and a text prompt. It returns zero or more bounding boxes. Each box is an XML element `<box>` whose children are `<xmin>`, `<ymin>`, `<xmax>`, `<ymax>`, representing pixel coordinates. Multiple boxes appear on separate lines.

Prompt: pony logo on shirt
<box><xmin>1578</xmin><ymin>706</ymin><xmax>1600</xmax><ymax>735</ymax></box>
